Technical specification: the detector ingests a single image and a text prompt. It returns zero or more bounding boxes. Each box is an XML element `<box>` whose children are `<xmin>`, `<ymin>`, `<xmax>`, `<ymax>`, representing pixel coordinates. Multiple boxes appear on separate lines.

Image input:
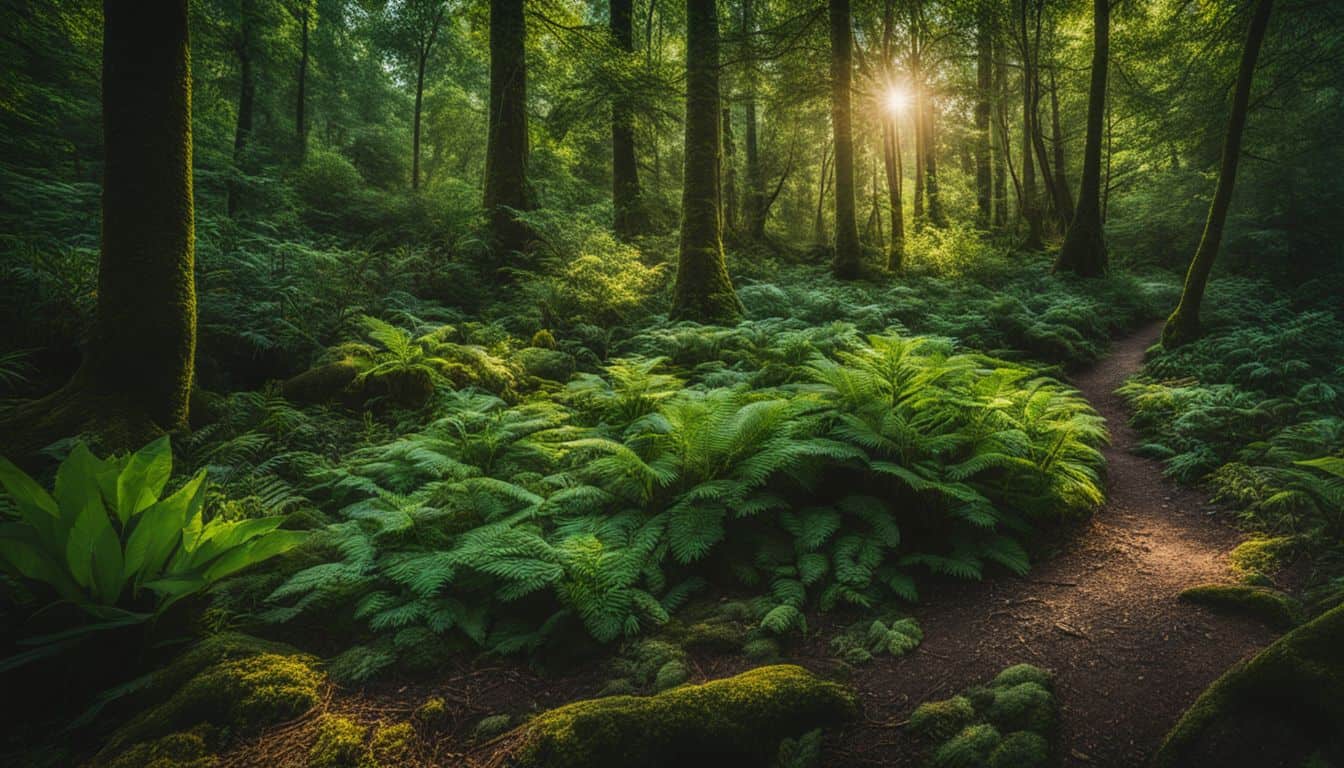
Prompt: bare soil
<box><xmin>220</xmin><ymin>322</ymin><xmax>1278</xmax><ymax>768</ymax></box>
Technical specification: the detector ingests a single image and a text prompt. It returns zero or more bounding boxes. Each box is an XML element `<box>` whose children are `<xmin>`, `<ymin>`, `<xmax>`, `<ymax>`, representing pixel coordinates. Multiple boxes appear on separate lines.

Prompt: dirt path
<box><xmin>833</xmin><ymin>321</ymin><xmax>1277</xmax><ymax>767</ymax></box>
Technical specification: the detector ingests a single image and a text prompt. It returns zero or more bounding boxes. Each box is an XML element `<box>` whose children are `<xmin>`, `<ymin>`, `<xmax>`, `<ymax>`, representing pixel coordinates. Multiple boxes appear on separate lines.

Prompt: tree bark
<box><xmin>1018</xmin><ymin>1</ymin><xmax>1043</xmax><ymax>248</ymax></box>
<box><xmin>882</xmin><ymin>115</ymin><xmax>904</xmax><ymax>270</ymax></box>
<box><xmin>992</xmin><ymin>30</ymin><xmax>1008</xmax><ymax>229</ymax></box>
<box><xmin>484</xmin><ymin>0</ymin><xmax>535</xmax><ymax>254</ymax></box>
<box><xmin>741</xmin><ymin>0</ymin><xmax>766</xmax><ymax>240</ymax></box>
<box><xmin>1055</xmin><ymin>0</ymin><xmax>1110</xmax><ymax>277</ymax></box>
<box><xmin>1048</xmin><ymin>70</ymin><xmax>1074</xmax><ymax>222</ymax></box>
<box><xmin>829</xmin><ymin>0</ymin><xmax>862</xmax><ymax>278</ymax></box>
<box><xmin>721</xmin><ymin>104</ymin><xmax>737</xmax><ymax>237</ymax></box>
<box><xmin>227</xmin><ymin>0</ymin><xmax>254</xmax><ymax>217</ymax></box>
<box><xmin>671</xmin><ymin>0</ymin><xmax>739</xmax><ymax>322</ymax></box>
<box><xmin>922</xmin><ymin>93</ymin><xmax>945</xmax><ymax>227</ymax></box>
<box><xmin>975</xmin><ymin>10</ymin><xmax>992</xmax><ymax>228</ymax></box>
<box><xmin>413</xmin><ymin>54</ymin><xmax>426</xmax><ymax>190</ymax></box>
<box><xmin>1163</xmin><ymin>0</ymin><xmax>1273</xmax><ymax>346</ymax></box>
<box><xmin>611</xmin><ymin>0</ymin><xmax>644</xmax><ymax>237</ymax></box>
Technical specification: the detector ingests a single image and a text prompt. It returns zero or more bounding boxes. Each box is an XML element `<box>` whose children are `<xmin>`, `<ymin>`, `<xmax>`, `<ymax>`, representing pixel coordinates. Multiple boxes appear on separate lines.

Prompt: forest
<box><xmin>0</xmin><ymin>0</ymin><xmax>1341</xmax><ymax>765</ymax></box>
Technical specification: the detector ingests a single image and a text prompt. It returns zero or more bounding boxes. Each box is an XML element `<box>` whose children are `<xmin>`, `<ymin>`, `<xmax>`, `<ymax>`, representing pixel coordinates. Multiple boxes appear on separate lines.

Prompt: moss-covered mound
<box><xmin>506</xmin><ymin>664</ymin><xmax>857</xmax><ymax>768</ymax></box>
<box><xmin>910</xmin><ymin>663</ymin><xmax>1056</xmax><ymax>768</ymax></box>
<box><xmin>96</xmin><ymin>633</ymin><xmax>325</xmax><ymax>765</ymax></box>
<box><xmin>1179</xmin><ymin>583</ymin><xmax>1303</xmax><ymax>630</ymax></box>
<box><xmin>1154</xmin><ymin>603</ymin><xmax>1344</xmax><ymax>768</ymax></box>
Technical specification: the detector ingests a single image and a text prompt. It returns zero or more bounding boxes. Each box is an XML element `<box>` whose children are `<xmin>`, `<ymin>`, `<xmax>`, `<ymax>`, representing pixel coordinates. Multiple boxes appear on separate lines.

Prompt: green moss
<box><xmin>1155</xmin><ymin>603</ymin><xmax>1344</xmax><ymax>767</ymax></box>
<box><xmin>282</xmin><ymin>359</ymin><xmax>359</xmax><ymax>404</ymax></box>
<box><xmin>1229</xmin><ymin>536</ymin><xmax>1296</xmax><ymax>581</ymax></box>
<box><xmin>515</xmin><ymin>347</ymin><xmax>575</xmax><ymax>382</ymax></box>
<box><xmin>990</xmin><ymin>664</ymin><xmax>1053</xmax><ymax>691</ymax></box>
<box><xmin>307</xmin><ymin>714</ymin><xmax>367</xmax><ymax>768</ymax></box>
<box><xmin>932</xmin><ymin>724</ymin><xmax>1002</xmax><ymax>768</ymax></box>
<box><xmin>102</xmin><ymin>727</ymin><xmax>216</xmax><ymax>768</ymax></box>
<box><xmin>413</xmin><ymin>697</ymin><xmax>447</xmax><ymax>728</ymax></box>
<box><xmin>663</xmin><ymin>619</ymin><xmax>744</xmax><ymax>653</ymax></box>
<box><xmin>510</xmin><ymin>665</ymin><xmax>857</xmax><ymax>768</ymax></box>
<box><xmin>530</xmin><ymin>329</ymin><xmax>557</xmax><ymax>349</ymax></box>
<box><xmin>653</xmin><ymin>659</ymin><xmax>690</xmax><ymax>691</ymax></box>
<box><xmin>100</xmin><ymin>636</ymin><xmax>324</xmax><ymax>758</ymax></box>
<box><xmin>742</xmin><ymin>637</ymin><xmax>781</xmax><ymax>661</ymax></box>
<box><xmin>988</xmin><ymin>730</ymin><xmax>1051</xmax><ymax>768</ymax></box>
<box><xmin>986</xmin><ymin>682</ymin><xmax>1056</xmax><ymax>734</ymax></box>
<box><xmin>1180</xmin><ymin>583</ymin><xmax>1303</xmax><ymax>629</ymax></box>
<box><xmin>369</xmin><ymin>721</ymin><xmax>416</xmax><ymax>765</ymax></box>
<box><xmin>909</xmin><ymin>696</ymin><xmax>977</xmax><ymax>741</ymax></box>
<box><xmin>474</xmin><ymin>714</ymin><xmax>514</xmax><ymax>742</ymax></box>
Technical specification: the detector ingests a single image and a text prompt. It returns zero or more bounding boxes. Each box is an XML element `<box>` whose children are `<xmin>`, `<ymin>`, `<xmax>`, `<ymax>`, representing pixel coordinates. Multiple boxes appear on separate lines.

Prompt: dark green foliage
<box><xmin>932</xmin><ymin>724</ymin><xmax>1001</xmax><ymax>768</ymax></box>
<box><xmin>914</xmin><ymin>664</ymin><xmax>1057</xmax><ymax>767</ymax></box>
<box><xmin>987</xmin><ymin>731</ymin><xmax>1050</xmax><ymax>768</ymax></box>
<box><xmin>1179</xmin><ymin>583</ymin><xmax>1303</xmax><ymax>630</ymax></box>
<box><xmin>909</xmin><ymin>696</ymin><xmax>977</xmax><ymax>741</ymax></box>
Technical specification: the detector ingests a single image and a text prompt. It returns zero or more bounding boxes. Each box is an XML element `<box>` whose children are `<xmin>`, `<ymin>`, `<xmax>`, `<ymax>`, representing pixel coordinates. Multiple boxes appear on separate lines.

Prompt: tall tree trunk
<box><xmin>1163</xmin><ymin>0</ymin><xmax>1273</xmax><ymax>346</ymax></box>
<box><xmin>412</xmin><ymin>55</ymin><xmax>426</xmax><ymax>190</ymax></box>
<box><xmin>1019</xmin><ymin>3</ymin><xmax>1043</xmax><ymax>249</ymax></box>
<box><xmin>814</xmin><ymin>141</ymin><xmax>833</xmax><ymax>244</ymax></box>
<box><xmin>671</xmin><ymin>0</ymin><xmax>739</xmax><ymax>322</ymax></box>
<box><xmin>829</xmin><ymin>0</ymin><xmax>861</xmax><ymax>278</ymax></box>
<box><xmin>296</xmin><ymin>4</ymin><xmax>309</xmax><ymax>158</ymax></box>
<box><xmin>922</xmin><ymin>94</ymin><xmax>945</xmax><ymax>227</ymax></box>
<box><xmin>228</xmin><ymin>0</ymin><xmax>254</xmax><ymax>217</ymax></box>
<box><xmin>484</xmin><ymin>0</ymin><xmax>535</xmax><ymax>254</ymax></box>
<box><xmin>1055</xmin><ymin>0</ymin><xmax>1110</xmax><ymax>277</ymax></box>
<box><xmin>992</xmin><ymin>31</ymin><xmax>1008</xmax><ymax>229</ymax></box>
<box><xmin>1048</xmin><ymin>70</ymin><xmax>1073</xmax><ymax>221</ymax></box>
<box><xmin>612</xmin><ymin>0</ymin><xmax>644</xmax><ymax>237</ymax></box>
<box><xmin>101</xmin><ymin>0</ymin><xmax>196</xmax><ymax>434</ymax></box>
<box><xmin>741</xmin><ymin>0</ymin><xmax>766</xmax><ymax>239</ymax></box>
<box><xmin>913</xmin><ymin>77</ymin><xmax>925</xmax><ymax>227</ymax></box>
<box><xmin>882</xmin><ymin>115</ymin><xmax>904</xmax><ymax>270</ymax></box>
<box><xmin>1029</xmin><ymin>74</ymin><xmax>1066</xmax><ymax>229</ymax></box>
<box><xmin>975</xmin><ymin>10</ymin><xmax>992</xmax><ymax>228</ymax></box>
<box><xmin>721</xmin><ymin>104</ymin><xmax>737</xmax><ymax>237</ymax></box>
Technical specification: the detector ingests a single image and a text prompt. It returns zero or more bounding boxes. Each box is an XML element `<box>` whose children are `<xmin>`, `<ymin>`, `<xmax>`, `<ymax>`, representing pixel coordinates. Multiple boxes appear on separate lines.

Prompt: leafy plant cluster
<box><xmin>1120</xmin><ymin>276</ymin><xmax>1344</xmax><ymax>581</ymax></box>
<box><xmin>909</xmin><ymin>663</ymin><xmax>1058</xmax><ymax>768</ymax></box>
<box><xmin>192</xmin><ymin>326</ymin><xmax>1104</xmax><ymax>678</ymax></box>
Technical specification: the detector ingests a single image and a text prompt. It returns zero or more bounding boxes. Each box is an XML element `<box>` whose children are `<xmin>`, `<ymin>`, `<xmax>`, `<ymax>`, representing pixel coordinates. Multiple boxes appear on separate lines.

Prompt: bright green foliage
<box><xmin>915</xmin><ymin>664</ymin><xmax>1057</xmax><ymax>767</ymax></box>
<box><xmin>508</xmin><ymin>665</ymin><xmax>857</xmax><ymax>768</ymax></box>
<box><xmin>0</xmin><ymin>437</ymin><xmax>303</xmax><ymax>665</ymax></box>
<box><xmin>985</xmin><ymin>682</ymin><xmax>1056</xmax><ymax>734</ymax></box>
<box><xmin>1155</xmin><ymin>603</ymin><xmax>1344</xmax><ymax>767</ymax></box>
<box><xmin>909</xmin><ymin>696</ymin><xmax>977</xmax><ymax>741</ymax></box>
<box><xmin>307</xmin><ymin>714</ymin><xmax>367</xmax><ymax>768</ymax></box>
<box><xmin>1179</xmin><ymin>583</ymin><xmax>1303</xmax><ymax>629</ymax></box>
<box><xmin>101</xmin><ymin>727</ymin><xmax>216</xmax><ymax>768</ymax></box>
<box><xmin>829</xmin><ymin>614</ymin><xmax>922</xmax><ymax>665</ymax></box>
<box><xmin>991</xmin><ymin>664</ymin><xmax>1054</xmax><ymax>691</ymax></box>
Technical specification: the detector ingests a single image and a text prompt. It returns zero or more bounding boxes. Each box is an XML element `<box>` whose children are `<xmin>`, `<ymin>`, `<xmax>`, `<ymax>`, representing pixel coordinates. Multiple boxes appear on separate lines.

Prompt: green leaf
<box><xmin>201</xmin><ymin>530</ymin><xmax>306</xmax><ymax>585</ymax></box>
<box><xmin>125</xmin><ymin>469</ymin><xmax>205</xmax><ymax>584</ymax></box>
<box><xmin>66</xmin><ymin>495</ymin><xmax>124</xmax><ymax>605</ymax></box>
<box><xmin>0</xmin><ymin>455</ymin><xmax>58</xmax><ymax>518</ymax></box>
<box><xmin>114</xmin><ymin>436</ymin><xmax>172</xmax><ymax>523</ymax></box>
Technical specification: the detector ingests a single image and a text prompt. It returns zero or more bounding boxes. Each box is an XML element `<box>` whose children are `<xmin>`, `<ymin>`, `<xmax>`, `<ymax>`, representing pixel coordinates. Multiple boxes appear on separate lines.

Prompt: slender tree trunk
<box><xmin>975</xmin><ymin>12</ymin><xmax>992</xmax><ymax>228</ymax></box>
<box><xmin>296</xmin><ymin>5</ymin><xmax>309</xmax><ymax>158</ymax></box>
<box><xmin>814</xmin><ymin>141</ymin><xmax>833</xmax><ymax>244</ymax></box>
<box><xmin>1029</xmin><ymin>74</ymin><xmax>1066</xmax><ymax>229</ymax></box>
<box><xmin>612</xmin><ymin>0</ymin><xmax>644</xmax><ymax>237</ymax></box>
<box><xmin>1056</xmin><ymin>0</ymin><xmax>1110</xmax><ymax>277</ymax></box>
<box><xmin>484</xmin><ymin>0</ymin><xmax>535</xmax><ymax>254</ymax></box>
<box><xmin>721</xmin><ymin>105</ymin><xmax>737</xmax><ymax>237</ymax></box>
<box><xmin>1163</xmin><ymin>0</ymin><xmax>1273</xmax><ymax>346</ymax></box>
<box><xmin>1019</xmin><ymin>18</ymin><xmax>1043</xmax><ymax>248</ymax></box>
<box><xmin>913</xmin><ymin>73</ymin><xmax>925</xmax><ymax>227</ymax></box>
<box><xmin>923</xmin><ymin>94</ymin><xmax>945</xmax><ymax>227</ymax></box>
<box><xmin>882</xmin><ymin>115</ymin><xmax>904</xmax><ymax>270</ymax></box>
<box><xmin>742</xmin><ymin>0</ymin><xmax>766</xmax><ymax>239</ymax></box>
<box><xmin>412</xmin><ymin>55</ymin><xmax>426</xmax><ymax>190</ymax></box>
<box><xmin>829</xmin><ymin>0</ymin><xmax>861</xmax><ymax>278</ymax></box>
<box><xmin>102</xmin><ymin>0</ymin><xmax>196</xmax><ymax>433</ymax></box>
<box><xmin>671</xmin><ymin>0</ymin><xmax>739</xmax><ymax>322</ymax></box>
<box><xmin>227</xmin><ymin>0</ymin><xmax>254</xmax><ymax>217</ymax></box>
<box><xmin>993</xmin><ymin>31</ymin><xmax>1008</xmax><ymax>229</ymax></box>
<box><xmin>1049</xmin><ymin>70</ymin><xmax>1073</xmax><ymax>221</ymax></box>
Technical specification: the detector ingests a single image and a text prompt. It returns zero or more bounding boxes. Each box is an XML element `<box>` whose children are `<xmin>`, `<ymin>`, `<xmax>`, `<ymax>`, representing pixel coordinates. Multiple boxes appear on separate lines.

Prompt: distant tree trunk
<box><xmin>1029</xmin><ymin>77</ymin><xmax>1067</xmax><ymax>229</ymax></box>
<box><xmin>1056</xmin><ymin>0</ymin><xmax>1110</xmax><ymax>277</ymax></box>
<box><xmin>612</xmin><ymin>0</ymin><xmax>644</xmax><ymax>237</ymax></box>
<box><xmin>227</xmin><ymin>0</ymin><xmax>255</xmax><ymax>217</ymax></box>
<box><xmin>829</xmin><ymin>0</ymin><xmax>861</xmax><ymax>278</ymax></box>
<box><xmin>882</xmin><ymin>115</ymin><xmax>904</xmax><ymax>270</ymax></box>
<box><xmin>1048</xmin><ymin>70</ymin><xmax>1073</xmax><ymax>221</ymax></box>
<box><xmin>671</xmin><ymin>0</ymin><xmax>739</xmax><ymax>322</ymax></box>
<box><xmin>1163</xmin><ymin>0</ymin><xmax>1273</xmax><ymax>346</ymax></box>
<box><xmin>741</xmin><ymin>0</ymin><xmax>766</xmax><ymax>240</ymax></box>
<box><xmin>1018</xmin><ymin>2</ymin><xmax>1043</xmax><ymax>249</ymax></box>
<box><xmin>412</xmin><ymin>55</ymin><xmax>426</xmax><ymax>190</ymax></box>
<box><xmin>484</xmin><ymin>0</ymin><xmax>535</xmax><ymax>254</ymax></box>
<box><xmin>922</xmin><ymin>96</ymin><xmax>946</xmax><ymax>228</ymax></box>
<box><xmin>814</xmin><ymin>141</ymin><xmax>833</xmax><ymax>244</ymax></box>
<box><xmin>296</xmin><ymin>3</ymin><xmax>309</xmax><ymax>158</ymax></box>
<box><xmin>992</xmin><ymin>31</ymin><xmax>1008</xmax><ymax>229</ymax></box>
<box><xmin>869</xmin><ymin>158</ymin><xmax>883</xmax><ymax>248</ymax></box>
<box><xmin>975</xmin><ymin>11</ymin><xmax>992</xmax><ymax>228</ymax></box>
<box><xmin>913</xmin><ymin>83</ymin><xmax>924</xmax><ymax>226</ymax></box>
<box><xmin>721</xmin><ymin>105</ymin><xmax>737</xmax><ymax>237</ymax></box>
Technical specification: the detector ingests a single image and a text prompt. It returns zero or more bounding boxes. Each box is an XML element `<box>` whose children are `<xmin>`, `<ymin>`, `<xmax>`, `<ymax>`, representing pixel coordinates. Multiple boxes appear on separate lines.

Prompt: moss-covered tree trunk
<box><xmin>1163</xmin><ymin>0</ymin><xmax>1273</xmax><ymax>347</ymax></box>
<box><xmin>611</xmin><ymin>0</ymin><xmax>645</xmax><ymax>237</ymax></box>
<box><xmin>671</xmin><ymin>0</ymin><xmax>739</xmax><ymax>323</ymax></box>
<box><xmin>722</xmin><ymin>105</ymin><xmax>737</xmax><ymax>237</ymax></box>
<box><xmin>1055</xmin><ymin>0</ymin><xmax>1110</xmax><ymax>277</ymax></box>
<box><xmin>828</xmin><ymin>0</ymin><xmax>862</xmax><ymax>278</ymax></box>
<box><xmin>484</xmin><ymin>0</ymin><xmax>535</xmax><ymax>254</ymax></box>
<box><xmin>98</xmin><ymin>0</ymin><xmax>196</xmax><ymax>435</ymax></box>
<box><xmin>975</xmin><ymin>11</ymin><xmax>992</xmax><ymax>228</ymax></box>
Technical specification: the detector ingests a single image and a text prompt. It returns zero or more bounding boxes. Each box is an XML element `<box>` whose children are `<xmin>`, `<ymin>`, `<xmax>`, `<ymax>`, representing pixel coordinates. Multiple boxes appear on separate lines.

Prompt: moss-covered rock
<box><xmin>474</xmin><ymin>714</ymin><xmax>514</xmax><ymax>742</ymax></box>
<box><xmin>369</xmin><ymin>721</ymin><xmax>416</xmax><ymax>765</ymax></box>
<box><xmin>653</xmin><ymin>659</ymin><xmax>690</xmax><ymax>692</ymax></box>
<box><xmin>932</xmin><ymin>724</ymin><xmax>1002</xmax><ymax>768</ymax></box>
<box><xmin>987</xmin><ymin>730</ymin><xmax>1050</xmax><ymax>768</ymax></box>
<box><xmin>1228</xmin><ymin>536</ymin><xmax>1296</xmax><ymax>581</ymax></box>
<box><xmin>515</xmin><ymin>347</ymin><xmax>575</xmax><ymax>382</ymax></box>
<box><xmin>98</xmin><ymin>635</ymin><xmax>324</xmax><ymax>760</ymax></box>
<box><xmin>1154</xmin><ymin>603</ymin><xmax>1344</xmax><ymax>768</ymax></box>
<box><xmin>282</xmin><ymin>359</ymin><xmax>359</xmax><ymax>404</ymax></box>
<box><xmin>909</xmin><ymin>696</ymin><xmax>977</xmax><ymax>741</ymax></box>
<box><xmin>985</xmin><ymin>682</ymin><xmax>1056</xmax><ymax>734</ymax></box>
<box><xmin>307</xmin><ymin>714</ymin><xmax>367</xmax><ymax>768</ymax></box>
<box><xmin>1179</xmin><ymin>583</ymin><xmax>1303</xmax><ymax>629</ymax></box>
<box><xmin>102</xmin><ymin>727</ymin><xmax>217</xmax><ymax>768</ymax></box>
<box><xmin>508</xmin><ymin>665</ymin><xmax>857</xmax><ymax>768</ymax></box>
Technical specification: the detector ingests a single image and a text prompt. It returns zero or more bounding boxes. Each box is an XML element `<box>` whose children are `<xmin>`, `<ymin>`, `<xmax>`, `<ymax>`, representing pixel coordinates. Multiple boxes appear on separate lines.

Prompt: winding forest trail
<box><xmin>835</xmin><ymin>321</ymin><xmax>1277</xmax><ymax>767</ymax></box>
